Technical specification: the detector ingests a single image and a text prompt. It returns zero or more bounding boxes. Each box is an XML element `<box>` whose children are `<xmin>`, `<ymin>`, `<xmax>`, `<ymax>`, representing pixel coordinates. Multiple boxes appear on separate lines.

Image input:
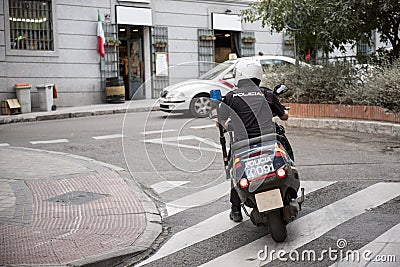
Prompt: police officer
<box><xmin>218</xmin><ymin>58</ymin><xmax>289</xmax><ymax>222</ymax></box>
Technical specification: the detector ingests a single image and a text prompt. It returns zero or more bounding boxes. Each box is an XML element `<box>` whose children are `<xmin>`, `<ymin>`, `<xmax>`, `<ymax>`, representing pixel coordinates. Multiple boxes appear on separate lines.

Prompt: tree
<box><xmin>241</xmin><ymin>0</ymin><xmax>400</xmax><ymax>60</ymax></box>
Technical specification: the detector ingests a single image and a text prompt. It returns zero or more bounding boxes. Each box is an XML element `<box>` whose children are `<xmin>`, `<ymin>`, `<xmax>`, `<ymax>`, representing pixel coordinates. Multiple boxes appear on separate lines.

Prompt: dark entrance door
<box><xmin>128</xmin><ymin>38</ymin><xmax>143</xmax><ymax>99</ymax></box>
<box><xmin>214</xmin><ymin>30</ymin><xmax>241</xmax><ymax>62</ymax></box>
<box><xmin>118</xmin><ymin>26</ymin><xmax>144</xmax><ymax>100</ymax></box>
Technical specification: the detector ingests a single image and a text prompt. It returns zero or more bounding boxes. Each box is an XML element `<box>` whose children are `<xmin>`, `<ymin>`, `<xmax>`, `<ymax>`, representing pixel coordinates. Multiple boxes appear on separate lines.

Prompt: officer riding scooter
<box><xmin>211</xmin><ymin>58</ymin><xmax>304</xmax><ymax>242</ymax></box>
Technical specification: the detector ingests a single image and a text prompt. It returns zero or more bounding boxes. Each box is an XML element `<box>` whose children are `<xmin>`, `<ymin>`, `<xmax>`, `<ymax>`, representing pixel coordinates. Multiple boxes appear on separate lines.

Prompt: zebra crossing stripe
<box><xmin>30</xmin><ymin>139</ymin><xmax>69</xmax><ymax>145</ymax></box>
<box><xmin>151</xmin><ymin>181</ymin><xmax>190</xmax><ymax>194</ymax></box>
<box><xmin>144</xmin><ymin>135</ymin><xmax>222</xmax><ymax>153</ymax></box>
<box><xmin>200</xmin><ymin>182</ymin><xmax>400</xmax><ymax>267</ymax></box>
<box><xmin>328</xmin><ymin>222</ymin><xmax>400</xmax><ymax>267</ymax></box>
<box><xmin>92</xmin><ymin>134</ymin><xmax>123</xmax><ymax>140</ymax></box>
<box><xmin>165</xmin><ymin>180</ymin><xmax>230</xmax><ymax>217</ymax></box>
<box><xmin>140</xmin><ymin>129</ymin><xmax>177</xmax><ymax>135</ymax></box>
<box><xmin>137</xmin><ymin>181</ymin><xmax>336</xmax><ymax>266</ymax></box>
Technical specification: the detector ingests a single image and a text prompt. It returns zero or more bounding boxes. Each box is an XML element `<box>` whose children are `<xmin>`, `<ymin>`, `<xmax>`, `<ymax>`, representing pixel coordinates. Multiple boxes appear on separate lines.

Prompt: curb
<box><xmin>11</xmin><ymin>147</ymin><xmax>162</xmax><ymax>267</ymax></box>
<box><xmin>280</xmin><ymin>117</ymin><xmax>400</xmax><ymax>138</ymax></box>
<box><xmin>0</xmin><ymin>106</ymin><xmax>160</xmax><ymax>125</ymax></box>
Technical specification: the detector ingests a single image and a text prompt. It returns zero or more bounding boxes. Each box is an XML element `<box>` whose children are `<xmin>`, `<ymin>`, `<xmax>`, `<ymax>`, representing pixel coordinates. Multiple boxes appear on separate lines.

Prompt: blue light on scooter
<box><xmin>210</xmin><ymin>89</ymin><xmax>222</xmax><ymax>101</ymax></box>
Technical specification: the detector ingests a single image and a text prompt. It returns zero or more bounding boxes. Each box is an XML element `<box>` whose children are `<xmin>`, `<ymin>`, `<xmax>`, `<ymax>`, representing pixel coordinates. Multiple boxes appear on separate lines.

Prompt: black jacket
<box><xmin>219</xmin><ymin>79</ymin><xmax>277</xmax><ymax>141</ymax></box>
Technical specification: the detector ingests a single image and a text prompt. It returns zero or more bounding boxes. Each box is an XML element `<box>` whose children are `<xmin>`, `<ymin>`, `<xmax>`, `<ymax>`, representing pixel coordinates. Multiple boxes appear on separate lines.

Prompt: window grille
<box><xmin>101</xmin><ymin>23</ymin><xmax>119</xmax><ymax>91</ymax></box>
<box><xmin>198</xmin><ymin>29</ymin><xmax>215</xmax><ymax>76</ymax></box>
<box><xmin>357</xmin><ymin>42</ymin><xmax>370</xmax><ymax>56</ymax></box>
<box><xmin>151</xmin><ymin>26</ymin><xmax>169</xmax><ymax>98</ymax></box>
<box><xmin>8</xmin><ymin>0</ymin><xmax>53</xmax><ymax>51</ymax></box>
<box><xmin>241</xmin><ymin>31</ymin><xmax>255</xmax><ymax>57</ymax></box>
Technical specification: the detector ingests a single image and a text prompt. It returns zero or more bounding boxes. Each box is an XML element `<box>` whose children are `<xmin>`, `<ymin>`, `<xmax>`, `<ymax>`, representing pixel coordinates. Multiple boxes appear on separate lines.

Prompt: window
<box><xmin>8</xmin><ymin>0</ymin><xmax>53</xmax><ymax>51</ymax></box>
<box><xmin>357</xmin><ymin>42</ymin><xmax>370</xmax><ymax>56</ymax></box>
<box><xmin>198</xmin><ymin>62</ymin><xmax>234</xmax><ymax>80</ymax></box>
<box><xmin>260</xmin><ymin>60</ymin><xmax>291</xmax><ymax>73</ymax></box>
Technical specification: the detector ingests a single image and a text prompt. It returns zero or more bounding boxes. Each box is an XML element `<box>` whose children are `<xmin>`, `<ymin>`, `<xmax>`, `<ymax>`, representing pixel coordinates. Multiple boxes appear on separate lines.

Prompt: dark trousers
<box><xmin>230</xmin><ymin>180</ymin><xmax>241</xmax><ymax>207</ymax></box>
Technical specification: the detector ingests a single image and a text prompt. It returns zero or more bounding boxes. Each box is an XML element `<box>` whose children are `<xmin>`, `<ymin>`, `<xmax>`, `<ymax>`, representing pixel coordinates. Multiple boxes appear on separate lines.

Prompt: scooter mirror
<box><xmin>274</xmin><ymin>84</ymin><xmax>289</xmax><ymax>96</ymax></box>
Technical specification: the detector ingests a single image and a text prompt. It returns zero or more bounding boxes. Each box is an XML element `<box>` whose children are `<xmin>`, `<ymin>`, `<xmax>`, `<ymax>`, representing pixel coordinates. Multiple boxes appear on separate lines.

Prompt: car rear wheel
<box><xmin>190</xmin><ymin>95</ymin><xmax>211</xmax><ymax>117</ymax></box>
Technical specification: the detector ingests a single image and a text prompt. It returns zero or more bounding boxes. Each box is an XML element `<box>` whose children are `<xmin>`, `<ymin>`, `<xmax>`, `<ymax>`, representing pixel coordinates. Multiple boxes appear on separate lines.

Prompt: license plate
<box><xmin>255</xmin><ymin>189</ymin><xmax>283</xmax><ymax>212</ymax></box>
<box><xmin>244</xmin><ymin>155</ymin><xmax>274</xmax><ymax>179</ymax></box>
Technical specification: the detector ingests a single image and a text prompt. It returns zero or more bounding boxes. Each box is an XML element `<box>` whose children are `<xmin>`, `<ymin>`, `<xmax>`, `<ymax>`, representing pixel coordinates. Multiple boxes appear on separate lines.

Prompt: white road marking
<box><xmin>0</xmin><ymin>143</ymin><xmax>10</xmax><ymax>147</ymax></box>
<box><xmin>190</xmin><ymin>124</ymin><xmax>216</xmax><ymax>129</ymax></box>
<box><xmin>329</xmin><ymin>223</ymin><xmax>400</xmax><ymax>267</ymax></box>
<box><xmin>200</xmin><ymin>182</ymin><xmax>400</xmax><ymax>267</ymax></box>
<box><xmin>151</xmin><ymin>181</ymin><xmax>190</xmax><ymax>194</ymax></box>
<box><xmin>140</xmin><ymin>129</ymin><xmax>177</xmax><ymax>135</ymax></box>
<box><xmin>165</xmin><ymin>180</ymin><xmax>231</xmax><ymax>217</ymax></box>
<box><xmin>30</xmin><ymin>139</ymin><xmax>69</xmax><ymax>145</ymax></box>
<box><xmin>144</xmin><ymin>135</ymin><xmax>221</xmax><ymax>153</ymax></box>
<box><xmin>137</xmin><ymin>180</ymin><xmax>336</xmax><ymax>266</ymax></box>
<box><xmin>92</xmin><ymin>134</ymin><xmax>123</xmax><ymax>140</ymax></box>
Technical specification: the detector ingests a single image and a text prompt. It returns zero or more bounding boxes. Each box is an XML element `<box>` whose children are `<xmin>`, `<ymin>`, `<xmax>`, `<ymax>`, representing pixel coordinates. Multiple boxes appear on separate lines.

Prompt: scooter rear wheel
<box><xmin>267</xmin><ymin>210</ymin><xmax>287</xmax><ymax>242</ymax></box>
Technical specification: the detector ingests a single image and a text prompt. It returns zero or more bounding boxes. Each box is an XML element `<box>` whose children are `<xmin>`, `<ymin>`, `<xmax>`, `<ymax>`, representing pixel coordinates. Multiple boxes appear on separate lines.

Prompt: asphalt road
<box><xmin>1</xmin><ymin>111</ymin><xmax>399</xmax><ymax>267</ymax></box>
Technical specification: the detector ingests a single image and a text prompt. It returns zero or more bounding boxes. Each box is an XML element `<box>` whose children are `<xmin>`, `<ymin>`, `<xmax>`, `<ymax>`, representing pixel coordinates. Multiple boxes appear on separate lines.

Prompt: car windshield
<box><xmin>198</xmin><ymin>62</ymin><xmax>234</xmax><ymax>80</ymax></box>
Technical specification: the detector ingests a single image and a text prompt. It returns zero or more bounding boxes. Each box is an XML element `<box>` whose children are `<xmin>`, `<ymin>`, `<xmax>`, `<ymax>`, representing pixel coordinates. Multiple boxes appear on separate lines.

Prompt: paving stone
<box><xmin>0</xmin><ymin>148</ymin><xmax>89</xmax><ymax>180</ymax></box>
<box><xmin>0</xmin><ymin>169</ymin><xmax>146</xmax><ymax>265</ymax></box>
<box><xmin>46</xmin><ymin>191</ymin><xmax>109</xmax><ymax>205</ymax></box>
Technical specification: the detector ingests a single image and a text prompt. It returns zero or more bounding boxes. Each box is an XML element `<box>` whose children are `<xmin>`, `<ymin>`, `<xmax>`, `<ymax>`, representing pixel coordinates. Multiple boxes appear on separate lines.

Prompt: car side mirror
<box><xmin>223</xmin><ymin>73</ymin><xmax>234</xmax><ymax>80</ymax></box>
<box><xmin>273</xmin><ymin>84</ymin><xmax>289</xmax><ymax>96</ymax></box>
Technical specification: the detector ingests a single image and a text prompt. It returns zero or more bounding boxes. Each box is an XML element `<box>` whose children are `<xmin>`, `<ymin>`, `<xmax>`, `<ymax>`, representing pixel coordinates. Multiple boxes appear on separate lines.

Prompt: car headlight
<box><xmin>167</xmin><ymin>91</ymin><xmax>185</xmax><ymax>99</ymax></box>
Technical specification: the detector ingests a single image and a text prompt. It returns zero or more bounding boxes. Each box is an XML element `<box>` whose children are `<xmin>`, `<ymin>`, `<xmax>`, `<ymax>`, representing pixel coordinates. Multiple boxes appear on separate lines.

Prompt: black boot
<box><xmin>229</xmin><ymin>205</ymin><xmax>243</xmax><ymax>222</ymax></box>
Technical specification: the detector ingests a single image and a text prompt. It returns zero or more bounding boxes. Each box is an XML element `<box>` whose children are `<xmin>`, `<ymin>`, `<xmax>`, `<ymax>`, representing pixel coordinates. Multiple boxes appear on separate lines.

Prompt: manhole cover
<box><xmin>46</xmin><ymin>191</ymin><xmax>109</xmax><ymax>205</ymax></box>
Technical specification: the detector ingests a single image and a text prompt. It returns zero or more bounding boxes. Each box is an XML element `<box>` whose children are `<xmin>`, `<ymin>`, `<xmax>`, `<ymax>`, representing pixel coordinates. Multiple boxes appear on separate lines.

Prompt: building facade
<box><xmin>0</xmin><ymin>0</ymin><xmax>389</xmax><ymax>108</ymax></box>
<box><xmin>0</xmin><ymin>0</ymin><xmax>290</xmax><ymax>108</ymax></box>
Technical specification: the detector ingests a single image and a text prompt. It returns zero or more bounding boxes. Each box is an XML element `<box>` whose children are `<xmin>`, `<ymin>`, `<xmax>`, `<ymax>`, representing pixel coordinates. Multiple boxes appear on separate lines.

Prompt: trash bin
<box><xmin>15</xmin><ymin>83</ymin><xmax>32</xmax><ymax>113</ymax></box>
<box><xmin>36</xmin><ymin>84</ymin><xmax>54</xmax><ymax>111</ymax></box>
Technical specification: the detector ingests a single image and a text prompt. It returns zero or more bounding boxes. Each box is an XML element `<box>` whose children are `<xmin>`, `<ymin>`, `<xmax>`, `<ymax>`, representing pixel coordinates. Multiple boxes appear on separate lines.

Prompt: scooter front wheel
<box><xmin>267</xmin><ymin>210</ymin><xmax>287</xmax><ymax>242</ymax></box>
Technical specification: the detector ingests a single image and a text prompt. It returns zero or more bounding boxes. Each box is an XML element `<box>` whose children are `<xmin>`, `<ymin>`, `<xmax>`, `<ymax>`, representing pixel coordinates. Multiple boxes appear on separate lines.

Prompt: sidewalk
<box><xmin>0</xmin><ymin>99</ymin><xmax>159</xmax><ymax>125</ymax></box>
<box><xmin>0</xmin><ymin>146</ymin><xmax>161</xmax><ymax>267</ymax></box>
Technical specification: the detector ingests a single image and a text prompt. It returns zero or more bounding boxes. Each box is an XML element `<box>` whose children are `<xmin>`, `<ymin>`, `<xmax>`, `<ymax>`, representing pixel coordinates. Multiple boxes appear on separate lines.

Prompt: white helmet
<box><xmin>233</xmin><ymin>58</ymin><xmax>263</xmax><ymax>86</ymax></box>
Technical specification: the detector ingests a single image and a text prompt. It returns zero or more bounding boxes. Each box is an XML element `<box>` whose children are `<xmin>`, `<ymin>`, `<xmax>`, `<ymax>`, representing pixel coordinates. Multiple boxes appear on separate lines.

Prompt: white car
<box><xmin>159</xmin><ymin>56</ymin><xmax>310</xmax><ymax>117</ymax></box>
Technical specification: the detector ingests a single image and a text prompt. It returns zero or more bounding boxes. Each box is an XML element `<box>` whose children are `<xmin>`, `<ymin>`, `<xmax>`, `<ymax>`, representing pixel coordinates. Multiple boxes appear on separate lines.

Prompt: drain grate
<box><xmin>46</xmin><ymin>191</ymin><xmax>109</xmax><ymax>205</ymax></box>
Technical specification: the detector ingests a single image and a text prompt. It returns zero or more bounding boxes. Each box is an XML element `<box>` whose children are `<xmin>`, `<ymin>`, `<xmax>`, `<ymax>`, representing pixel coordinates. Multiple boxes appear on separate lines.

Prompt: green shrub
<box><xmin>355</xmin><ymin>60</ymin><xmax>400</xmax><ymax>112</ymax></box>
<box><xmin>261</xmin><ymin>61</ymin><xmax>400</xmax><ymax>113</ymax></box>
<box><xmin>261</xmin><ymin>63</ymin><xmax>359</xmax><ymax>104</ymax></box>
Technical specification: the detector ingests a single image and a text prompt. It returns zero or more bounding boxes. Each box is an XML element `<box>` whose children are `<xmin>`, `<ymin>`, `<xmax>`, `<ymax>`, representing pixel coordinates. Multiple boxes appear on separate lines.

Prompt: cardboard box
<box><xmin>1</xmin><ymin>99</ymin><xmax>21</xmax><ymax>115</ymax></box>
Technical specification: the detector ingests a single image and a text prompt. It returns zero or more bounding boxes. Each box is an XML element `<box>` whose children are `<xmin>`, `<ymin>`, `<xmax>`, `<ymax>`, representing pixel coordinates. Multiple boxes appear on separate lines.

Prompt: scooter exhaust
<box><xmin>283</xmin><ymin>188</ymin><xmax>305</xmax><ymax>223</ymax></box>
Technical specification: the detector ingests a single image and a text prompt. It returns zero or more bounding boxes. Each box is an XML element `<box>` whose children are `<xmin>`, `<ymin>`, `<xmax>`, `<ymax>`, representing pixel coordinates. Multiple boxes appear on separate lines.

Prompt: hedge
<box><xmin>261</xmin><ymin>60</ymin><xmax>400</xmax><ymax>113</ymax></box>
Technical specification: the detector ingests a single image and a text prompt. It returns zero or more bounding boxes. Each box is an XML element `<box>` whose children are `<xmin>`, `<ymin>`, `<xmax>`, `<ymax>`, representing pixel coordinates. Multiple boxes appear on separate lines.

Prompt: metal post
<box><xmin>294</xmin><ymin>31</ymin><xmax>299</xmax><ymax>66</ymax></box>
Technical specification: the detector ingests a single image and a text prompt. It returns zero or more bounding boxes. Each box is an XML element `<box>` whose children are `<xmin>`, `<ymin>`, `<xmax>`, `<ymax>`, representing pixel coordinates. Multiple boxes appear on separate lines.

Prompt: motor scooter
<box><xmin>210</xmin><ymin>85</ymin><xmax>304</xmax><ymax>242</ymax></box>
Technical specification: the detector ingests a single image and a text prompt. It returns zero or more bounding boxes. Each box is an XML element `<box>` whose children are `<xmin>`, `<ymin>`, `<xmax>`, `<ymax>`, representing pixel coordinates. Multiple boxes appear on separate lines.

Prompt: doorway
<box><xmin>118</xmin><ymin>25</ymin><xmax>145</xmax><ymax>100</ymax></box>
<box><xmin>214</xmin><ymin>30</ymin><xmax>241</xmax><ymax>62</ymax></box>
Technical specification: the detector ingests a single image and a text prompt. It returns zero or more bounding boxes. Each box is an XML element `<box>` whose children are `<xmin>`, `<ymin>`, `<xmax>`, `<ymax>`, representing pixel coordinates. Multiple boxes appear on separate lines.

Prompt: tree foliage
<box><xmin>241</xmin><ymin>0</ymin><xmax>400</xmax><ymax>59</ymax></box>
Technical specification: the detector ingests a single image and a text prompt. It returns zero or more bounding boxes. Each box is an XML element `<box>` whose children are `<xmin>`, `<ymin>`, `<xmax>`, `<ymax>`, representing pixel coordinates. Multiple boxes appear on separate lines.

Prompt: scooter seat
<box><xmin>231</xmin><ymin>133</ymin><xmax>279</xmax><ymax>152</ymax></box>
